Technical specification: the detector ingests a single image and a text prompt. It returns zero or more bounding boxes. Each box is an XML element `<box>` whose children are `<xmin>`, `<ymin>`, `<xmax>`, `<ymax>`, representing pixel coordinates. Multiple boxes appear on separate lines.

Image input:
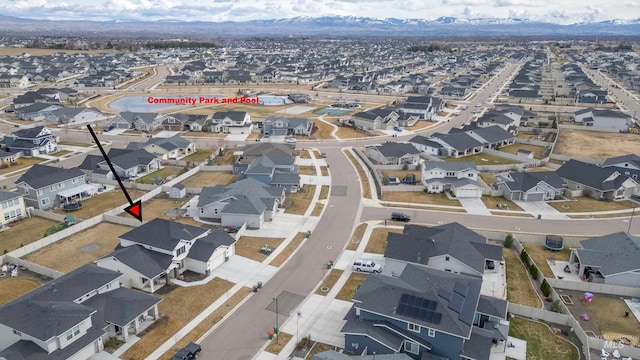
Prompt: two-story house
<box><xmin>0</xmin><ymin>264</ymin><xmax>161</xmax><ymax>360</ymax></box>
<box><xmin>110</xmin><ymin>111</ymin><xmax>166</xmax><ymax>131</ymax></box>
<box><xmin>601</xmin><ymin>154</ymin><xmax>640</xmax><ymax>181</ymax></box>
<box><xmin>232</xmin><ymin>143</ymin><xmax>301</xmax><ymax>192</ymax></box>
<box><xmin>263</xmin><ymin>117</ymin><xmax>312</xmax><ymax>137</ymax></box>
<box><xmin>422</xmin><ymin>161</ymin><xmax>483</xmax><ymax>198</ymax></box>
<box><xmin>0</xmin><ymin>190</ymin><xmax>25</xmax><ymax>226</ymax></box>
<box><xmin>1</xmin><ymin>126</ymin><xmax>57</xmax><ymax>156</ymax></box>
<box><xmin>15</xmin><ymin>165</ymin><xmax>93</xmax><ymax>210</ymax></box>
<box><xmin>210</xmin><ymin>111</ymin><xmax>253</xmax><ymax>134</ymax></box>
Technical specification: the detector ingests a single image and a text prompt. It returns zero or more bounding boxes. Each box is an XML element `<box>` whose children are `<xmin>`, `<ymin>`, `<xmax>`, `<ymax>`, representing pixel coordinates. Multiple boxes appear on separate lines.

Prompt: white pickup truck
<box><xmin>353</xmin><ymin>259</ymin><xmax>382</xmax><ymax>273</ymax></box>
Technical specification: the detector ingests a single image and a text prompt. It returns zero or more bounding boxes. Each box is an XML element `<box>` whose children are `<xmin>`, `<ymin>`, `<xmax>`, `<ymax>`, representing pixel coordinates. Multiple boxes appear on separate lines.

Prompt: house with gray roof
<box><xmin>341</xmin><ymin>264</ymin><xmax>508</xmax><ymax>360</ymax></box>
<box><xmin>407</xmin><ymin>135</ymin><xmax>444</xmax><ymax>156</ymax></box>
<box><xmin>96</xmin><ymin>219</ymin><xmax>211</xmax><ymax>293</ymax></box>
<box><xmin>422</xmin><ymin>161</ymin><xmax>482</xmax><ymax>198</ymax></box>
<box><xmin>573</xmin><ymin>108</ymin><xmax>632</xmax><ymax>131</ymax></box>
<box><xmin>12</xmin><ymin>102</ymin><xmax>61</xmax><ymax>121</ymax></box>
<box><xmin>110</xmin><ymin>111</ymin><xmax>166</xmax><ymax>131</ymax></box>
<box><xmin>233</xmin><ymin>143</ymin><xmax>301</xmax><ymax>192</ymax></box>
<box><xmin>458</xmin><ymin>125</ymin><xmax>516</xmax><ymax>149</ymax></box>
<box><xmin>350</xmin><ymin>109</ymin><xmax>401</xmax><ymax>131</ymax></box>
<box><xmin>365</xmin><ymin>142</ymin><xmax>420</xmax><ymax>166</ymax></box>
<box><xmin>0</xmin><ymin>190</ymin><xmax>25</xmax><ymax>226</ymax></box>
<box><xmin>1</xmin><ymin>125</ymin><xmax>57</xmax><ymax>156</ymax></box>
<box><xmin>210</xmin><ymin>111</ymin><xmax>253</xmax><ymax>134</ymax></box>
<box><xmin>93</xmin><ymin>148</ymin><xmax>160</xmax><ymax>180</ymax></box>
<box><xmin>0</xmin><ymin>264</ymin><xmax>161</xmax><ymax>359</ymax></box>
<box><xmin>44</xmin><ymin>107</ymin><xmax>103</xmax><ymax>125</ymax></box>
<box><xmin>601</xmin><ymin>154</ymin><xmax>640</xmax><ymax>181</ymax></box>
<box><xmin>263</xmin><ymin>117</ymin><xmax>312</xmax><ymax>137</ymax></box>
<box><xmin>313</xmin><ymin>351</ymin><xmax>413</xmax><ymax>360</ymax></box>
<box><xmin>190</xmin><ymin>177</ymin><xmax>285</xmax><ymax>229</ymax></box>
<box><xmin>134</xmin><ymin>135</ymin><xmax>196</xmax><ymax>160</ymax></box>
<box><xmin>428</xmin><ymin>132</ymin><xmax>484</xmax><ymax>158</ymax></box>
<box><xmin>556</xmin><ymin>159</ymin><xmax>640</xmax><ymax>200</ymax></box>
<box><xmin>16</xmin><ymin>164</ymin><xmax>92</xmax><ymax>210</ymax></box>
<box><xmin>570</xmin><ymin>232</ymin><xmax>640</xmax><ymax>287</ymax></box>
<box><xmin>496</xmin><ymin>171</ymin><xmax>564</xmax><ymax>202</ymax></box>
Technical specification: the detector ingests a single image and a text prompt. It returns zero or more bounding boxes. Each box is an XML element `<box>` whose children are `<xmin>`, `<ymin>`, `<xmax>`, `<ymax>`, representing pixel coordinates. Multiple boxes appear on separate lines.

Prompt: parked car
<box><xmin>173</xmin><ymin>342</ymin><xmax>201</xmax><ymax>360</ymax></box>
<box><xmin>353</xmin><ymin>259</ymin><xmax>382</xmax><ymax>273</ymax></box>
<box><xmin>391</xmin><ymin>212</ymin><xmax>411</xmax><ymax>222</ymax></box>
<box><xmin>286</xmin><ymin>138</ymin><xmax>297</xmax><ymax>143</ymax></box>
<box><xmin>393</xmin><ymin>126</ymin><xmax>402</xmax><ymax>132</ymax></box>
<box><xmin>454</xmin><ymin>110</ymin><xmax>461</xmax><ymax>115</ymax></box>
<box><xmin>104</xmin><ymin>125</ymin><xmax>114</xmax><ymax>132</ymax></box>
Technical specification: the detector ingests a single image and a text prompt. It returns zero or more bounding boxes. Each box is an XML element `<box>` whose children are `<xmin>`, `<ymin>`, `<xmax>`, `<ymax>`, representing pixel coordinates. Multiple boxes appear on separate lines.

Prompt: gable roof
<box><xmin>368</xmin><ymin>142</ymin><xmax>420</xmax><ymax>158</ymax></box>
<box><xmin>556</xmin><ymin>159</ymin><xmax>637</xmax><ymax>191</ymax></box>
<box><xmin>197</xmin><ymin>177</ymin><xmax>282</xmax><ymax>214</ymax></box>
<box><xmin>467</xmin><ymin>125</ymin><xmax>514</xmax><ymax>144</ymax></box>
<box><xmin>430</xmin><ymin>132</ymin><xmax>483</xmax><ymax>151</ymax></box>
<box><xmin>423</xmin><ymin>161</ymin><xmax>478</xmax><ymax>172</ymax></box>
<box><xmin>11</xmin><ymin>125</ymin><xmax>47</xmax><ymax>139</ymax></box>
<box><xmin>187</xmin><ymin>230</ymin><xmax>236</xmax><ymax>262</ymax></box>
<box><xmin>577</xmin><ymin>232</ymin><xmax>640</xmax><ymax>276</ymax></box>
<box><xmin>102</xmin><ymin>244</ymin><xmax>172</xmax><ymax>278</ymax></box>
<box><xmin>119</xmin><ymin>218</ymin><xmax>208</xmax><ymax>251</ymax></box>
<box><xmin>408</xmin><ymin>135</ymin><xmax>443</xmax><ymax>149</ymax></box>
<box><xmin>498</xmin><ymin>171</ymin><xmax>564</xmax><ymax>192</ymax></box>
<box><xmin>16</xmin><ymin>164</ymin><xmax>84</xmax><ymax>189</ymax></box>
<box><xmin>104</xmin><ymin>148</ymin><xmax>156</xmax><ymax>170</ymax></box>
<box><xmin>384</xmin><ymin>223</ymin><xmax>501</xmax><ymax>275</ymax></box>
<box><xmin>145</xmin><ymin>135</ymin><xmax>192</xmax><ymax>152</ymax></box>
<box><xmin>601</xmin><ymin>154</ymin><xmax>640</xmax><ymax>168</ymax></box>
<box><xmin>212</xmin><ymin>111</ymin><xmax>248</xmax><ymax>121</ymax></box>
<box><xmin>0</xmin><ymin>189</ymin><xmax>22</xmax><ymax>203</ymax></box>
<box><xmin>82</xmin><ymin>287</ymin><xmax>161</xmax><ymax>328</ymax></box>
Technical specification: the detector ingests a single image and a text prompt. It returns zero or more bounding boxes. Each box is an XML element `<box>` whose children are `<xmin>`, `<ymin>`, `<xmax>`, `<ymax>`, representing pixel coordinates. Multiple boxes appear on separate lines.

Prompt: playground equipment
<box><xmin>45</xmin><ymin>216</ymin><xmax>75</xmax><ymax>236</ymax></box>
<box><xmin>544</xmin><ymin>235</ymin><xmax>564</xmax><ymax>251</ymax></box>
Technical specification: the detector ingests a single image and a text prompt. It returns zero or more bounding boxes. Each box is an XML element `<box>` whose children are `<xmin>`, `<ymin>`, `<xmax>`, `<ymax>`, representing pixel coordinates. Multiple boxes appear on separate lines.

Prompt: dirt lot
<box><xmin>555</xmin><ymin>129</ymin><xmax>640</xmax><ymax>159</ymax></box>
<box><xmin>0</xmin><ymin>217</ymin><xmax>58</xmax><ymax>253</ymax></box>
<box><xmin>121</xmin><ymin>196</ymin><xmax>201</xmax><ymax>227</ymax></box>
<box><xmin>0</xmin><ymin>278</ymin><xmax>41</xmax><ymax>305</ymax></box>
<box><xmin>181</xmin><ymin>171</ymin><xmax>237</xmax><ymax>188</ymax></box>
<box><xmin>24</xmin><ymin>223</ymin><xmax>133</xmax><ymax>273</ymax></box>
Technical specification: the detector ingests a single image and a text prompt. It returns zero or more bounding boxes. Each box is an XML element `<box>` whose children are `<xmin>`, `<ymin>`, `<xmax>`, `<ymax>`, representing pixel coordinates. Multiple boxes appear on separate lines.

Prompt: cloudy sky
<box><xmin>1</xmin><ymin>0</ymin><xmax>639</xmax><ymax>24</ymax></box>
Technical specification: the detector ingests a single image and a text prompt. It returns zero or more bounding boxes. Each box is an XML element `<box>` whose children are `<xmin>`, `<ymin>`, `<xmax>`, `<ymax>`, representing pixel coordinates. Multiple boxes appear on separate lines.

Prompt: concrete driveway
<box><xmin>458</xmin><ymin>197</ymin><xmax>492</xmax><ymax>215</ymax></box>
<box><xmin>513</xmin><ymin>200</ymin><xmax>569</xmax><ymax>220</ymax></box>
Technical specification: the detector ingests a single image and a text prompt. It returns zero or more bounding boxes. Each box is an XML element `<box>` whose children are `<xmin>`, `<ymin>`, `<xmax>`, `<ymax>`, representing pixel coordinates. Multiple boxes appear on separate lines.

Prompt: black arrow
<box><xmin>87</xmin><ymin>125</ymin><xmax>142</xmax><ymax>221</ymax></box>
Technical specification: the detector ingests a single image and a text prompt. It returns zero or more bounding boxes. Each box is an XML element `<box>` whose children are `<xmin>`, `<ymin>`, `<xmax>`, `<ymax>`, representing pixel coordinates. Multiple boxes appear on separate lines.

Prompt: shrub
<box><xmin>504</xmin><ymin>234</ymin><xmax>513</xmax><ymax>248</ymax></box>
<box><xmin>550</xmin><ymin>300</ymin><xmax>563</xmax><ymax>313</ymax></box>
<box><xmin>529</xmin><ymin>264</ymin><xmax>539</xmax><ymax>280</ymax></box>
<box><xmin>541</xmin><ymin>279</ymin><xmax>551</xmax><ymax>297</ymax></box>
<box><xmin>520</xmin><ymin>249</ymin><xmax>529</xmax><ymax>265</ymax></box>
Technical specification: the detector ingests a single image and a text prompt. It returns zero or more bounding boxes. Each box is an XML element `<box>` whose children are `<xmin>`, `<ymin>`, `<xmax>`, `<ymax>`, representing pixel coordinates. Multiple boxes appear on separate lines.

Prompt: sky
<box><xmin>1</xmin><ymin>0</ymin><xmax>639</xmax><ymax>25</ymax></box>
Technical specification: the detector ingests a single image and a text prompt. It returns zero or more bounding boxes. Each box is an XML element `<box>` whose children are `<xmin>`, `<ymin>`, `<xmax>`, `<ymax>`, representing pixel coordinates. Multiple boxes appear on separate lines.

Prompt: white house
<box><xmin>573</xmin><ymin>109</ymin><xmax>632</xmax><ymax>132</ymax></box>
<box><xmin>210</xmin><ymin>111</ymin><xmax>253</xmax><ymax>134</ymax></box>
<box><xmin>0</xmin><ymin>190</ymin><xmax>25</xmax><ymax>226</ymax></box>
<box><xmin>422</xmin><ymin>161</ymin><xmax>482</xmax><ymax>198</ymax></box>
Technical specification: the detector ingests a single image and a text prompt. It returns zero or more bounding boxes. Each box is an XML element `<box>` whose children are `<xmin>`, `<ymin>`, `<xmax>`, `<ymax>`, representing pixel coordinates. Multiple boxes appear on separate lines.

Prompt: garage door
<box><xmin>116</xmin><ymin>123</ymin><xmax>130</xmax><ymax>129</ymax></box>
<box><xmin>524</xmin><ymin>192</ymin><xmax>544</xmax><ymax>202</ymax></box>
<box><xmin>208</xmin><ymin>248</ymin><xmax>227</xmax><ymax>271</ymax></box>
<box><xmin>455</xmin><ymin>187</ymin><xmax>482</xmax><ymax>198</ymax></box>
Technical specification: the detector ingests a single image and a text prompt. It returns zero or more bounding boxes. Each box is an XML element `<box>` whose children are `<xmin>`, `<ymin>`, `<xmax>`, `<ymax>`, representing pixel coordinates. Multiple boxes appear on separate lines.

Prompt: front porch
<box><xmin>111</xmin><ymin>305</ymin><xmax>161</xmax><ymax>342</ymax></box>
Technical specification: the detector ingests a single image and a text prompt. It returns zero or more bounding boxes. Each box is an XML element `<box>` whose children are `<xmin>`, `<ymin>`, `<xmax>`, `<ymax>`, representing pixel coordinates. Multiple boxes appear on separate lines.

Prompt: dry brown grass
<box><xmin>490</xmin><ymin>211</ymin><xmax>534</xmax><ymax>217</ymax></box>
<box><xmin>183</xmin><ymin>132</ymin><xmax>227</xmax><ymax>138</ymax></box>
<box><xmin>311</xmin><ymin>203</ymin><xmax>324</xmax><ymax>216</ymax></box>
<box><xmin>305</xmin><ymin>342</ymin><xmax>336</xmax><ymax>360</ymax></box>
<box><xmin>24</xmin><ymin>223</ymin><xmax>132</xmax><ymax>273</ymax></box>
<box><xmin>0</xmin><ymin>217</ymin><xmax>58</xmax><ymax>253</ymax></box>
<box><xmin>284</xmin><ymin>185</ymin><xmax>316</xmax><ymax>215</ymax></box>
<box><xmin>181</xmin><ymin>171</ymin><xmax>237</xmax><ymax>188</ymax></box>
<box><xmin>235</xmin><ymin>236</ymin><xmax>285</xmax><ymax>262</ymax></box>
<box><xmin>320</xmin><ymin>166</ymin><xmax>329</xmax><ymax>176</ymax></box>
<box><xmin>0</xmin><ymin>157</ymin><xmax>47</xmax><ymax>175</ymax></box>
<box><xmin>346</xmin><ymin>224</ymin><xmax>367</xmax><ymax>251</ymax></box>
<box><xmin>547</xmin><ymin>197</ymin><xmax>634</xmax><ymax>213</ymax></box>
<box><xmin>265</xmin><ymin>332</ymin><xmax>293</xmax><ymax>354</ymax></box>
<box><xmin>312</xmin><ymin>118</ymin><xmax>336</xmax><ymax>140</ymax></box>
<box><xmin>406</xmin><ymin>120</ymin><xmax>439</xmax><ymax>131</ymax></box>
<box><xmin>299</xmin><ymin>165</ymin><xmax>317</xmax><ymax>175</ymax></box>
<box><xmin>0</xmin><ymin>278</ymin><xmax>41</xmax><ymax>305</ymax></box>
<box><xmin>269</xmin><ymin>233</ymin><xmax>306</xmax><ymax>267</ymax></box>
<box><xmin>159</xmin><ymin>287</ymin><xmax>251</xmax><ymax>360</ymax></box>
<box><xmin>523</xmin><ymin>243</ymin><xmax>571</xmax><ymax>278</ymax></box>
<box><xmin>216</xmin><ymin>150</ymin><xmax>236</xmax><ymax>165</ymax></box>
<box><xmin>122</xmin><ymin>197</ymin><xmax>201</xmax><ymax>227</ymax></box>
<box><xmin>182</xmin><ymin>149</ymin><xmax>212</xmax><ymax>162</ymax></box>
<box><xmin>335</xmin><ymin>126</ymin><xmax>373</xmax><ymax>139</ymax></box>
<box><xmin>509</xmin><ymin>316</ymin><xmax>579</xmax><ymax>360</ymax></box>
<box><xmin>315</xmin><ymin>269</ymin><xmax>344</xmax><ymax>295</ymax></box>
<box><xmin>555</xmin><ymin>129</ymin><xmax>640</xmax><ymax>159</ymax></box>
<box><xmin>137</xmin><ymin>166</ymin><xmax>184</xmax><ymax>184</ymax></box>
<box><xmin>381</xmin><ymin>192</ymin><xmax>461</xmax><ymax>206</ymax></box>
<box><xmin>503</xmin><ymin>248</ymin><xmax>542</xmax><ymax>308</ymax></box>
<box><xmin>335</xmin><ymin>273</ymin><xmax>368</xmax><ymax>301</ymax></box>
<box><xmin>344</xmin><ymin>151</ymin><xmax>371</xmax><ymax>199</ymax></box>
<box><xmin>299</xmin><ymin>150</ymin><xmax>312</xmax><ymax>159</ymax></box>
<box><xmin>380</xmin><ymin>203</ymin><xmax>467</xmax><ymax>213</ymax></box>
<box><xmin>500</xmin><ymin>144</ymin><xmax>549</xmax><ymax>159</ymax></box>
<box><xmin>479</xmin><ymin>173</ymin><xmax>496</xmax><ymax>184</ymax></box>
<box><xmin>365</xmin><ymin>228</ymin><xmax>403</xmax><ymax>254</ymax></box>
<box><xmin>0</xmin><ymin>48</ymin><xmax>119</xmax><ymax>56</ymax></box>
<box><xmin>122</xmin><ymin>278</ymin><xmax>234</xmax><ymax>360</ymax></box>
<box><xmin>381</xmin><ymin>170</ymin><xmax>421</xmax><ymax>183</ymax></box>
<box><xmin>319</xmin><ymin>185</ymin><xmax>330</xmax><ymax>200</ymax></box>
<box><xmin>312</xmin><ymin>150</ymin><xmax>322</xmax><ymax>158</ymax></box>
<box><xmin>481</xmin><ymin>196</ymin><xmax>525</xmax><ymax>211</ymax></box>
<box><xmin>58</xmin><ymin>189</ymin><xmax>146</xmax><ymax>219</ymax></box>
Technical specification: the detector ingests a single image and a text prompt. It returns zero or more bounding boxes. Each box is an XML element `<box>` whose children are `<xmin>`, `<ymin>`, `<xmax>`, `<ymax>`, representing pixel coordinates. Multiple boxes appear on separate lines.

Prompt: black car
<box><xmin>391</xmin><ymin>212</ymin><xmax>411</xmax><ymax>222</ymax></box>
<box><xmin>172</xmin><ymin>342</ymin><xmax>201</xmax><ymax>360</ymax></box>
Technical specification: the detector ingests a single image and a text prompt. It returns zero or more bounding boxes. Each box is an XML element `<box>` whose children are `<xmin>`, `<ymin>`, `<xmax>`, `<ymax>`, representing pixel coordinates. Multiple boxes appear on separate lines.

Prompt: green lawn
<box><xmin>444</xmin><ymin>153</ymin><xmax>518</xmax><ymax>165</ymax></box>
<box><xmin>55</xmin><ymin>189</ymin><xmax>146</xmax><ymax>219</ymax></box>
<box><xmin>136</xmin><ymin>167</ymin><xmax>185</xmax><ymax>184</ymax></box>
<box><xmin>500</xmin><ymin>144</ymin><xmax>548</xmax><ymax>159</ymax></box>
<box><xmin>0</xmin><ymin>217</ymin><xmax>58</xmax><ymax>253</ymax></box>
<box><xmin>547</xmin><ymin>197</ymin><xmax>635</xmax><ymax>213</ymax></box>
<box><xmin>58</xmin><ymin>141</ymin><xmax>92</xmax><ymax>147</ymax></box>
<box><xmin>50</xmin><ymin>150</ymin><xmax>73</xmax><ymax>157</ymax></box>
<box><xmin>0</xmin><ymin>157</ymin><xmax>47</xmax><ymax>175</ymax></box>
<box><xmin>182</xmin><ymin>149</ymin><xmax>212</xmax><ymax>163</ymax></box>
<box><xmin>509</xmin><ymin>317</ymin><xmax>579</xmax><ymax>360</ymax></box>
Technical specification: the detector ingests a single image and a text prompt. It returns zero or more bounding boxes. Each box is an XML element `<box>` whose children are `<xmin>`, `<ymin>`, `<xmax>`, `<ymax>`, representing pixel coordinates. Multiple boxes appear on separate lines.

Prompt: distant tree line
<box><xmin>407</xmin><ymin>44</ymin><xmax>452</xmax><ymax>53</ymax></box>
<box><xmin>145</xmin><ymin>41</ymin><xmax>217</xmax><ymax>49</ymax></box>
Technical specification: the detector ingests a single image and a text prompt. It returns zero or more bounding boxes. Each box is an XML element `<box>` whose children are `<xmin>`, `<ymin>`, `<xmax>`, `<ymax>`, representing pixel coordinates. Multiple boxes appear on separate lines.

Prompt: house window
<box><xmin>445</xmin><ymin>256</ymin><xmax>450</xmax><ymax>261</ymax></box>
<box><xmin>1</xmin><ymin>202</ymin><xmax>6</xmax><ymax>209</ymax></box>
<box><xmin>404</xmin><ymin>340</ymin><xmax>419</xmax><ymax>355</ymax></box>
<box><xmin>176</xmin><ymin>246</ymin><xmax>186</xmax><ymax>256</ymax></box>
<box><xmin>407</xmin><ymin>323</ymin><xmax>421</xmax><ymax>333</ymax></box>
<box><xmin>58</xmin><ymin>183</ymin><xmax>64</xmax><ymax>189</ymax></box>
<box><xmin>37</xmin><ymin>189</ymin><xmax>43</xmax><ymax>196</ymax></box>
<box><xmin>3</xmin><ymin>213</ymin><xmax>9</xmax><ymax>221</ymax></box>
<box><xmin>41</xmin><ymin>198</ymin><xmax>50</xmax><ymax>206</ymax></box>
<box><xmin>446</xmin><ymin>172</ymin><xmax>455</xmax><ymax>177</ymax></box>
<box><xmin>73</xmin><ymin>325</ymin><xmax>80</xmax><ymax>336</ymax></box>
<box><xmin>66</xmin><ymin>330</ymin><xmax>73</xmax><ymax>341</ymax></box>
<box><xmin>72</xmin><ymin>178</ymin><xmax>78</xmax><ymax>183</ymax></box>
<box><xmin>50</xmin><ymin>185</ymin><xmax>55</xmax><ymax>192</ymax></box>
<box><xmin>428</xmin><ymin>328</ymin><xmax>436</xmax><ymax>337</ymax></box>
<box><xmin>12</xmin><ymin>199</ymin><xmax>19</xmax><ymax>206</ymax></box>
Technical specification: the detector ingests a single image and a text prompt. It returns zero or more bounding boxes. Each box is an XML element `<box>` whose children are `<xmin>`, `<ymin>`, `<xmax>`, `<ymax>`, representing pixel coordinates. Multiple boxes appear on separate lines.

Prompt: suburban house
<box><xmin>1</xmin><ymin>126</ymin><xmax>57</xmax><ymax>156</ymax></box>
<box><xmin>312</xmin><ymin>351</ymin><xmax>413</xmax><ymax>360</ymax></box>
<box><xmin>0</xmin><ymin>74</ymin><xmax>29</xmax><ymax>88</ymax></box>
<box><xmin>573</xmin><ymin>109</ymin><xmax>632</xmax><ymax>131</ymax></box>
<box><xmin>0</xmin><ymin>264</ymin><xmax>162</xmax><ymax>360</ymax></box>
<box><xmin>190</xmin><ymin>177</ymin><xmax>285</xmax><ymax>229</ymax></box>
<box><xmin>210</xmin><ymin>111</ymin><xmax>253</xmax><ymax>134</ymax></box>
<box><xmin>44</xmin><ymin>107</ymin><xmax>103</xmax><ymax>125</ymax></box>
<box><xmin>100</xmin><ymin>149</ymin><xmax>160</xmax><ymax>180</ymax></box>
<box><xmin>110</xmin><ymin>111</ymin><xmax>166</xmax><ymax>131</ymax></box>
<box><xmin>341</xmin><ymin>264</ymin><xmax>509</xmax><ymax>360</ymax></box>
<box><xmin>393</xmin><ymin>96</ymin><xmax>444</xmax><ymax>120</ymax></box>
<box><xmin>96</xmin><ymin>219</ymin><xmax>237</xmax><ymax>293</ymax></box>
<box><xmin>232</xmin><ymin>143</ymin><xmax>301</xmax><ymax>192</ymax></box>
<box><xmin>263</xmin><ymin>117</ymin><xmax>313</xmax><ymax>137</ymax></box>
<box><xmin>570</xmin><ymin>232</ymin><xmax>640</xmax><ymax>287</ymax></box>
<box><xmin>365</xmin><ymin>142</ymin><xmax>420</xmax><ymax>166</ymax></box>
<box><xmin>383</xmin><ymin>222</ymin><xmax>504</xmax><ymax>279</ymax></box>
<box><xmin>601</xmin><ymin>154</ymin><xmax>640</xmax><ymax>181</ymax></box>
<box><xmin>350</xmin><ymin>109</ymin><xmax>401</xmax><ymax>131</ymax></box>
<box><xmin>408</xmin><ymin>135</ymin><xmax>445</xmax><ymax>156</ymax></box>
<box><xmin>422</xmin><ymin>161</ymin><xmax>483</xmax><ymax>198</ymax></box>
<box><xmin>15</xmin><ymin>165</ymin><xmax>92</xmax><ymax>210</ymax></box>
<box><xmin>556</xmin><ymin>159</ymin><xmax>640</xmax><ymax>200</ymax></box>
<box><xmin>496</xmin><ymin>171</ymin><xmax>565</xmax><ymax>202</ymax></box>
<box><xmin>13</xmin><ymin>103</ymin><xmax>61</xmax><ymax>121</ymax></box>
<box><xmin>449</xmin><ymin>125</ymin><xmax>516</xmax><ymax>149</ymax></box>
<box><xmin>426</xmin><ymin>132</ymin><xmax>484</xmax><ymax>158</ymax></box>
<box><xmin>168</xmin><ymin>113</ymin><xmax>212</xmax><ymax>132</ymax></box>
<box><xmin>0</xmin><ymin>190</ymin><xmax>25</xmax><ymax>226</ymax></box>
<box><xmin>127</xmin><ymin>135</ymin><xmax>196</xmax><ymax>160</ymax></box>
<box><xmin>0</xmin><ymin>149</ymin><xmax>19</xmax><ymax>168</ymax></box>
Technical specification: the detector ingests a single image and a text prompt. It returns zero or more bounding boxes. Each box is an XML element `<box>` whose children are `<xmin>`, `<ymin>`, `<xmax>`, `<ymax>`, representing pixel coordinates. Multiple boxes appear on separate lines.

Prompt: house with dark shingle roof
<box><xmin>422</xmin><ymin>161</ymin><xmax>483</xmax><ymax>198</ymax></box>
<box><xmin>263</xmin><ymin>117</ymin><xmax>312</xmax><ymax>137</ymax></box>
<box><xmin>496</xmin><ymin>171</ymin><xmax>564</xmax><ymax>202</ymax></box>
<box><xmin>96</xmin><ymin>219</ymin><xmax>214</xmax><ymax>293</ymax></box>
<box><xmin>601</xmin><ymin>154</ymin><xmax>640</xmax><ymax>181</ymax></box>
<box><xmin>428</xmin><ymin>132</ymin><xmax>484</xmax><ymax>158</ymax></box>
<box><xmin>574</xmin><ymin>108</ymin><xmax>632</xmax><ymax>131</ymax></box>
<box><xmin>233</xmin><ymin>143</ymin><xmax>301</xmax><ymax>192</ymax></box>
<box><xmin>210</xmin><ymin>111</ymin><xmax>252</xmax><ymax>134</ymax></box>
<box><xmin>190</xmin><ymin>177</ymin><xmax>285</xmax><ymax>229</ymax></box>
<box><xmin>130</xmin><ymin>135</ymin><xmax>196</xmax><ymax>160</ymax></box>
<box><xmin>570</xmin><ymin>232</ymin><xmax>640</xmax><ymax>287</ymax></box>
<box><xmin>365</xmin><ymin>142</ymin><xmax>420</xmax><ymax>166</ymax></box>
<box><xmin>110</xmin><ymin>111</ymin><xmax>166</xmax><ymax>131</ymax></box>
<box><xmin>341</xmin><ymin>264</ymin><xmax>508</xmax><ymax>360</ymax></box>
<box><xmin>92</xmin><ymin>148</ymin><xmax>160</xmax><ymax>180</ymax></box>
<box><xmin>16</xmin><ymin>164</ymin><xmax>91</xmax><ymax>210</ymax></box>
<box><xmin>0</xmin><ymin>264</ymin><xmax>161</xmax><ymax>359</ymax></box>
<box><xmin>12</xmin><ymin>102</ymin><xmax>61</xmax><ymax>121</ymax></box>
<box><xmin>556</xmin><ymin>159</ymin><xmax>640</xmax><ymax>200</ymax></box>
<box><xmin>1</xmin><ymin>125</ymin><xmax>57</xmax><ymax>156</ymax></box>
<box><xmin>43</xmin><ymin>107</ymin><xmax>103</xmax><ymax>125</ymax></box>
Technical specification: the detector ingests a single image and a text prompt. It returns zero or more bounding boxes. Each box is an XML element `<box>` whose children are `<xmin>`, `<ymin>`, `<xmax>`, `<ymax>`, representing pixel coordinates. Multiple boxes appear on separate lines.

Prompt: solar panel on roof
<box><xmin>454</xmin><ymin>282</ymin><xmax>468</xmax><ymax>296</ymax></box>
<box><xmin>427</xmin><ymin>300</ymin><xmax>437</xmax><ymax>311</ymax></box>
<box><xmin>397</xmin><ymin>303</ymin><xmax>407</xmax><ymax>314</ymax></box>
<box><xmin>432</xmin><ymin>312</ymin><xmax>442</xmax><ymax>324</ymax></box>
<box><xmin>400</xmin><ymin>293</ymin><xmax>410</xmax><ymax>304</ymax></box>
<box><xmin>449</xmin><ymin>293</ymin><xmax>465</xmax><ymax>313</ymax></box>
<box><xmin>438</xmin><ymin>289</ymin><xmax>452</xmax><ymax>300</ymax></box>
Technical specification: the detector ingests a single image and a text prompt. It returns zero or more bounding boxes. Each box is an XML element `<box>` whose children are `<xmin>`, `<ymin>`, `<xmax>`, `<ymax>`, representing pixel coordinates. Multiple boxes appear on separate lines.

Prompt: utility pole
<box><xmin>629</xmin><ymin>205</ymin><xmax>636</xmax><ymax>234</ymax></box>
<box><xmin>273</xmin><ymin>297</ymin><xmax>279</xmax><ymax>345</ymax></box>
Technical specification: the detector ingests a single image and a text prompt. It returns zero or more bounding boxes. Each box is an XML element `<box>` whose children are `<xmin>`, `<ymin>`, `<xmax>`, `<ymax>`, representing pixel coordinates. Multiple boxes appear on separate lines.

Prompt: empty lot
<box><xmin>555</xmin><ymin>129</ymin><xmax>640</xmax><ymax>159</ymax></box>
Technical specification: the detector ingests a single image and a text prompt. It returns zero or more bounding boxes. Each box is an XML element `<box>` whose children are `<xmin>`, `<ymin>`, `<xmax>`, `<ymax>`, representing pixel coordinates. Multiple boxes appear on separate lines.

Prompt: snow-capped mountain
<box><xmin>0</xmin><ymin>15</ymin><xmax>638</xmax><ymax>36</ymax></box>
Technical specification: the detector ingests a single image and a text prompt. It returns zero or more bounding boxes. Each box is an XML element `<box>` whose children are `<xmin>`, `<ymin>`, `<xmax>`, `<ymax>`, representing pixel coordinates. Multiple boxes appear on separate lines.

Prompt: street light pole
<box><xmin>273</xmin><ymin>297</ymin><xmax>279</xmax><ymax>345</ymax></box>
<box><xmin>628</xmin><ymin>205</ymin><xmax>636</xmax><ymax>234</ymax></box>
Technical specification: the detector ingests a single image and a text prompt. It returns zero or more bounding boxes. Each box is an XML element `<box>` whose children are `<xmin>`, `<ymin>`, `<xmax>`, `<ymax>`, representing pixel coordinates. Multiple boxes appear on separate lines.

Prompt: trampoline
<box><xmin>164</xmin><ymin>207</ymin><xmax>187</xmax><ymax>219</ymax></box>
<box><xmin>544</xmin><ymin>235</ymin><xmax>564</xmax><ymax>251</ymax></box>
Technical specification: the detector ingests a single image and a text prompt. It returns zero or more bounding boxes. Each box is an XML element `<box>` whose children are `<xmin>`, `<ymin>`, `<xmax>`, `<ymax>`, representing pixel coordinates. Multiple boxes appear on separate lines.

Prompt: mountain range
<box><xmin>1</xmin><ymin>15</ymin><xmax>639</xmax><ymax>37</ymax></box>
